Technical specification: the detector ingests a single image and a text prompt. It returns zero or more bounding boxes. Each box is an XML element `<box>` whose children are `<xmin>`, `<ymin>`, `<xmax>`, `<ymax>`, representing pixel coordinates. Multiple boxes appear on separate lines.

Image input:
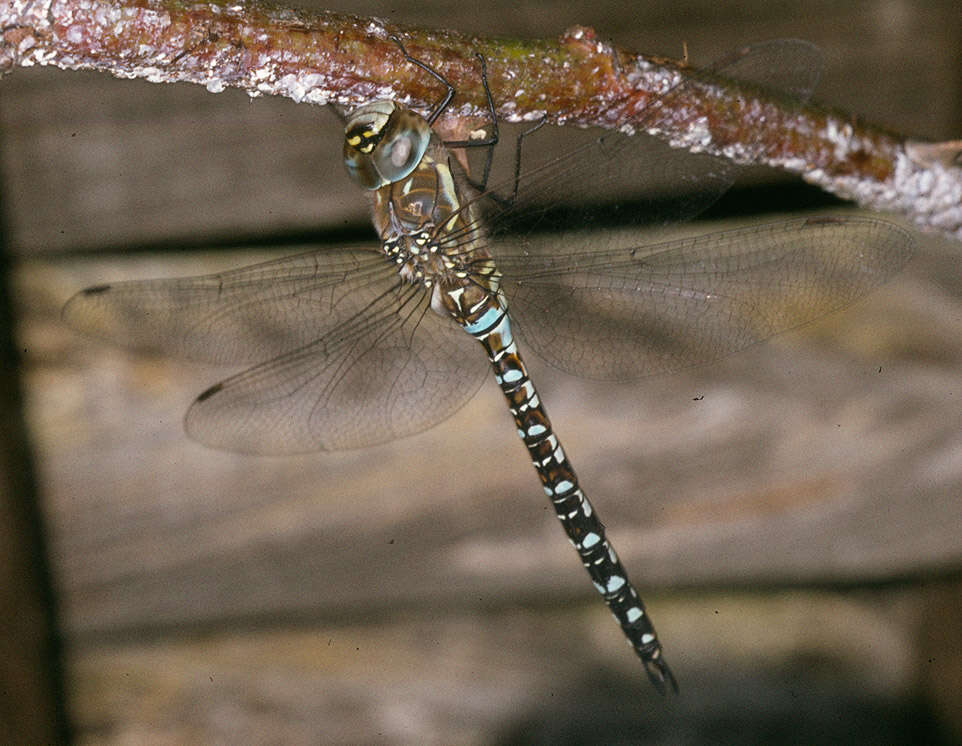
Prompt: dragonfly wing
<box><xmin>501</xmin><ymin>217</ymin><xmax>913</xmax><ymax>380</ymax></box>
<box><xmin>64</xmin><ymin>248</ymin><xmax>488</xmax><ymax>453</ymax></box>
<box><xmin>703</xmin><ymin>38</ymin><xmax>822</xmax><ymax>101</ymax></box>
<box><xmin>184</xmin><ymin>284</ymin><xmax>487</xmax><ymax>454</ymax></box>
<box><xmin>63</xmin><ymin>248</ymin><xmax>395</xmax><ymax>366</ymax></box>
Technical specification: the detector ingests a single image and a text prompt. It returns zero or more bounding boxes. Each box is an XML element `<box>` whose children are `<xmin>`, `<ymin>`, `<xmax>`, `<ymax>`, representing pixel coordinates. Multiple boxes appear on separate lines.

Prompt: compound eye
<box><xmin>372</xmin><ymin>124</ymin><xmax>428</xmax><ymax>183</ymax></box>
<box><xmin>343</xmin><ymin>102</ymin><xmax>431</xmax><ymax>189</ymax></box>
<box><xmin>343</xmin><ymin>101</ymin><xmax>395</xmax><ymax>189</ymax></box>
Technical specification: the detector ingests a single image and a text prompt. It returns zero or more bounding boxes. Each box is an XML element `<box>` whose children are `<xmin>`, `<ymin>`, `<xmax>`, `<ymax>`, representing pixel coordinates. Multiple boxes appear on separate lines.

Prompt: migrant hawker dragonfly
<box><xmin>63</xmin><ymin>37</ymin><xmax>913</xmax><ymax>693</ymax></box>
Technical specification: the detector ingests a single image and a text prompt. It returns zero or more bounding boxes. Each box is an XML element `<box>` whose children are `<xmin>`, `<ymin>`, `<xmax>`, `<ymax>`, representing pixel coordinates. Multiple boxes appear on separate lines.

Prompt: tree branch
<box><xmin>2</xmin><ymin>0</ymin><xmax>960</xmax><ymax>240</ymax></box>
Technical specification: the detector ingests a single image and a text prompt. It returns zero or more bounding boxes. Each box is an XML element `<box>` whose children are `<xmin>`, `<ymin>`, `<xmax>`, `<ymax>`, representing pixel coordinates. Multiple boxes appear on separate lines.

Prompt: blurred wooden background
<box><xmin>2</xmin><ymin>0</ymin><xmax>962</xmax><ymax>743</ymax></box>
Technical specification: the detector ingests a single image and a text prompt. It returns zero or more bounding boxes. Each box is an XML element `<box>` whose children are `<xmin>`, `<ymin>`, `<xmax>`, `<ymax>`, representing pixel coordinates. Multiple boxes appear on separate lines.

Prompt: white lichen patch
<box><xmin>681</xmin><ymin>114</ymin><xmax>712</xmax><ymax>149</ymax></box>
<box><xmin>272</xmin><ymin>71</ymin><xmax>332</xmax><ymax>104</ymax></box>
<box><xmin>625</xmin><ymin>60</ymin><xmax>681</xmax><ymax>96</ymax></box>
<box><xmin>138</xmin><ymin>66</ymin><xmax>167</xmax><ymax>82</ymax></box>
<box><xmin>17</xmin><ymin>34</ymin><xmax>38</xmax><ymax>54</ymax></box>
<box><xmin>65</xmin><ymin>24</ymin><xmax>85</xmax><ymax>43</ymax></box>
<box><xmin>277</xmin><ymin>72</ymin><xmax>306</xmax><ymax>101</ymax></box>
<box><xmin>891</xmin><ymin>152</ymin><xmax>962</xmax><ymax>238</ymax></box>
<box><xmin>804</xmin><ymin>149</ymin><xmax>962</xmax><ymax>240</ymax></box>
<box><xmin>822</xmin><ymin>116</ymin><xmax>880</xmax><ymax>164</ymax></box>
<box><xmin>250</xmin><ymin>66</ymin><xmax>272</xmax><ymax>83</ymax></box>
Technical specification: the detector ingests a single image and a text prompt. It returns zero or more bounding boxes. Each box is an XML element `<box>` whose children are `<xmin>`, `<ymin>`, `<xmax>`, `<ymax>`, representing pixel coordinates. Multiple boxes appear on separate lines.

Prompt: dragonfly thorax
<box><xmin>344</xmin><ymin>99</ymin><xmax>503</xmax><ymax>323</ymax></box>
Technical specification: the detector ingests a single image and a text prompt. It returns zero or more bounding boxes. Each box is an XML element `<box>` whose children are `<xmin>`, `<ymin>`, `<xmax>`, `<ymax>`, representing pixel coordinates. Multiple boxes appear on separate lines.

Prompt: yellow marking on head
<box><xmin>347</xmin><ymin>135</ymin><xmax>362</xmax><ymax>146</ymax></box>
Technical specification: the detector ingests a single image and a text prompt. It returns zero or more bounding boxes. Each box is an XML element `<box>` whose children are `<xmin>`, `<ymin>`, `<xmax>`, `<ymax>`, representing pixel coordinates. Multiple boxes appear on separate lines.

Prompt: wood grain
<box><xmin>3</xmin><ymin>0</ymin><xmax>961</xmax><ymax>741</ymax></box>
<box><xmin>16</xmin><ymin>221</ymin><xmax>962</xmax><ymax>639</ymax></box>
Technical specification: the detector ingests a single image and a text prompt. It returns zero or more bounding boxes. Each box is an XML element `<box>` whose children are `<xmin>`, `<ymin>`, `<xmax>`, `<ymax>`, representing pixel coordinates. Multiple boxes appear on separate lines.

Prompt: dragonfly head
<box><xmin>343</xmin><ymin>101</ymin><xmax>432</xmax><ymax>190</ymax></box>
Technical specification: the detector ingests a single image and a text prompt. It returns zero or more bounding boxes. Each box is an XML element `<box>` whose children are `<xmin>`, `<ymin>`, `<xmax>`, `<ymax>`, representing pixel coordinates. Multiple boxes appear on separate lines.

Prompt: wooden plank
<box><xmin>0</xmin><ymin>70</ymin><xmax>356</xmax><ymax>254</ymax></box>
<box><xmin>15</xmin><ymin>215</ymin><xmax>962</xmax><ymax>639</ymax></box>
<box><xmin>5</xmin><ymin>1</ymin><xmax>962</xmax><ymax>740</ymax></box>
<box><xmin>65</xmin><ymin>589</ymin><xmax>937</xmax><ymax>744</ymax></box>
<box><xmin>919</xmin><ymin>580</ymin><xmax>962</xmax><ymax>744</ymax></box>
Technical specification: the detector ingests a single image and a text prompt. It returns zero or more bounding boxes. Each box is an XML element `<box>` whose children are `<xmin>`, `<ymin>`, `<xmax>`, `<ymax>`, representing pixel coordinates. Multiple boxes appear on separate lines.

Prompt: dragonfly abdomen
<box><xmin>458</xmin><ymin>290</ymin><xmax>677</xmax><ymax>693</ymax></box>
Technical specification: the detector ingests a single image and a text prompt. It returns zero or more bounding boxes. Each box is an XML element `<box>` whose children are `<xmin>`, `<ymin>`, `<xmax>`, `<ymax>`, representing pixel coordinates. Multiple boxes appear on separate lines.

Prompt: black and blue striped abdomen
<box><xmin>456</xmin><ymin>292</ymin><xmax>676</xmax><ymax>693</ymax></box>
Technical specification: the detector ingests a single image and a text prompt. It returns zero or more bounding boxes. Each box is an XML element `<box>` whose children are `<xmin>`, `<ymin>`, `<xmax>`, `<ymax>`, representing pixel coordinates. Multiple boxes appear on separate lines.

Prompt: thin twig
<box><xmin>2</xmin><ymin>0</ymin><xmax>960</xmax><ymax>240</ymax></box>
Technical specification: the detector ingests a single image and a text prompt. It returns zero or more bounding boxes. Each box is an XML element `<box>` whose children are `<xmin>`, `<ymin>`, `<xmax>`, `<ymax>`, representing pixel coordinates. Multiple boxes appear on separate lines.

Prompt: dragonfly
<box><xmin>63</xmin><ymin>37</ymin><xmax>914</xmax><ymax>694</ymax></box>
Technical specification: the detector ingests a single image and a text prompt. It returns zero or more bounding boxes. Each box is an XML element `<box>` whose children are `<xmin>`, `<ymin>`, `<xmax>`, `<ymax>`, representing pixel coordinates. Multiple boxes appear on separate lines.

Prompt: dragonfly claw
<box><xmin>644</xmin><ymin>658</ymin><xmax>679</xmax><ymax>696</ymax></box>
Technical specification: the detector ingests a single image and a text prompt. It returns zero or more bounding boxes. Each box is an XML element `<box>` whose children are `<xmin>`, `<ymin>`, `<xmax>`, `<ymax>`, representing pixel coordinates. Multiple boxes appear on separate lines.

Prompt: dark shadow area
<box><xmin>0</xmin><ymin>155</ymin><xmax>72</xmax><ymax>743</ymax></box>
<box><xmin>46</xmin><ymin>178</ymin><xmax>842</xmax><ymax>263</ymax></box>
<box><xmin>496</xmin><ymin>664</ymin><xmax>952</xmax><ymax>746</ymax></box>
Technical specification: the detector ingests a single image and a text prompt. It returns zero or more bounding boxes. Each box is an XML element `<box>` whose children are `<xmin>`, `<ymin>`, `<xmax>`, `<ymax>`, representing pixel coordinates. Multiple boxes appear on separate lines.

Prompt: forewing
<box><xmin>63</xmin><ymin>248</ymin><xmax>391</xmax><ymax>366</ymax></box>
<box><xmin>64</xmin><ymin>248</ymin><xmax>489</xmax><ymax>453</ymax></box>
<box><xmin>500</xmin><ymin>217</ymin><xmax>914</xmax><ymax>380</ymax></box>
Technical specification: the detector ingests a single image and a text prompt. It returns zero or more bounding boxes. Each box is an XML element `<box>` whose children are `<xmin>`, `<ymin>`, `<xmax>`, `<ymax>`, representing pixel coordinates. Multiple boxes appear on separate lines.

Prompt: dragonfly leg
<box><xmin>390</xmin><ymin>36</ymin><xmax>500</xmax><ymax>193</ymax></box>
<box><xmin>389</xmin><ymin>35</ymin><xmax>456</xmax><ymax>125</ymax></box>
<box><xmin>509</xmin><ymin>116</ymin><xmax>548</xmax><ymax>203</ymax></box>
<box><xmin>440</xmin><ymin>53</ymin><xmax>500</xmax><ymax>193</ymax></box>
<box><xmin>477</xmin><ymin>115</ymin><xmax>547</xmax><ymax>211</ymax></box>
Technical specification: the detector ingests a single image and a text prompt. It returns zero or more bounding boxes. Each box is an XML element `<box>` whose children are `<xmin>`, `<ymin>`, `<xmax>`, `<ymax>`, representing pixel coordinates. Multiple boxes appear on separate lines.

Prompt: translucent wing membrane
<box><xmin>63</xmin><ymin>249</ymin><xmax>391</xmax><ymax>365</ymax></box>
<box><xmin>184</xmin><ymin>284</ymin><xmax>486</xmax><ymax>453</ymax></box>
<box><xmin>499</xmin><ymin>217</ymin><xmax>913</xmax><ymax>380</ymax></box>
<box><xmin>64</xmin><ymin>249</ymin><xmax>487</xmax><ymax>453</ymax></box>
<box><xmin>709</xmin><ymin>38</ymin><xmax>822</xmax><ymax>100</ymax></box>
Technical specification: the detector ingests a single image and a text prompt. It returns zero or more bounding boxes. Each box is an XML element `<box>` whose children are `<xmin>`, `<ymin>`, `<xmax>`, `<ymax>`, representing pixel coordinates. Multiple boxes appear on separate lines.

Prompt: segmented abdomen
<box><xmin>460</xmin><ymin>292</ymin><xmax>675</xmax><ymax>692</ymax></box>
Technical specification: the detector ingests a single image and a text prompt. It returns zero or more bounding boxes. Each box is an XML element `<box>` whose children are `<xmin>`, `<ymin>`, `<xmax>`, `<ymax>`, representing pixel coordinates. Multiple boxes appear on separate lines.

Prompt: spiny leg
<box><xmin>441</xmin><ymin>53</ymin><xmax>499</xmax><ymax>192</ymax></box>
<box><xmin>389</xmin><ymin>36</ymin><xmax>500</xmax><ymax>192</ymax></box>
<box><xmin>507</xmin><ymin>116</ymin><xmax>547</xmax><ymax>206</ymax></box>
<box><xmin>388</xmin><ymin>34</ymin><xmax>457</xmax><ymax>125</ymax></box>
